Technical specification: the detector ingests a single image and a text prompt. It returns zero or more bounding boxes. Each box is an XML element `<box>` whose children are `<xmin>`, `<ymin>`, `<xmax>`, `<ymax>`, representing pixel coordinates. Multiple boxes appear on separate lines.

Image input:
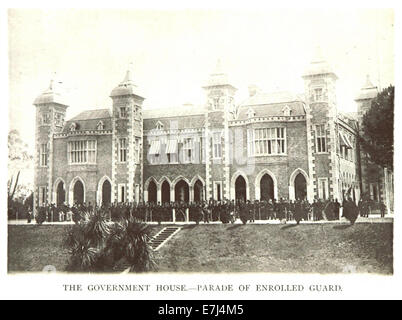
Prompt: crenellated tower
<box><xmin>302</xmin><ymin>48</ymin><xmax>340</xmax><ymax>201</ymax></box>
<box><xmin>203</xmin><ymin>59</ymin><xmax>237</xmax><ymax>201</ymax></box>
<box><xmin>33</xmin><ymin>76</ymin><xmax>69</xmax><ymax>212</ymax></box>
<box><xmin>110</xmin><ymin>64</ymin><xmax>145</xmax><ymax>204</ymax></box>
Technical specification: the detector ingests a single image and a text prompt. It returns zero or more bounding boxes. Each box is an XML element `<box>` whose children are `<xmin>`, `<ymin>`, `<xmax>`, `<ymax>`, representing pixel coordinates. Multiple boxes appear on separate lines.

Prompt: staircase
<box><xmin>149</xmin><ymin>226</ymin><xmax>182</xmax><ymax>251</ymax></box>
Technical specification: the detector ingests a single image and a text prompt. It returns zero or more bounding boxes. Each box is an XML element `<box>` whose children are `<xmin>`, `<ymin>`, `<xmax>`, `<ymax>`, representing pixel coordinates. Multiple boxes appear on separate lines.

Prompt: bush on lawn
<box><xmin>63</xmin><ymin>209</ymin><xmax>156</xmax><ymax>273</ymax></box>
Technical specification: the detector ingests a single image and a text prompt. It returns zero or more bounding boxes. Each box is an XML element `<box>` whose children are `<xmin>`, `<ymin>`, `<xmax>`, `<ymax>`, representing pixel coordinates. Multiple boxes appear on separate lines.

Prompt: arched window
<box><xmin>69</xmin><ymin>122</ymin><xmax>77</xmax><ymax>132</ymax></box>
<box><xmin>156</xmin><ymin>121</ymin><xmax>164</xmax><ymax>130</ymax></box>
<box><xmin>96</xmin><ymin>121</ymin><xmax>104</xmax><ymax>130</ymax></box>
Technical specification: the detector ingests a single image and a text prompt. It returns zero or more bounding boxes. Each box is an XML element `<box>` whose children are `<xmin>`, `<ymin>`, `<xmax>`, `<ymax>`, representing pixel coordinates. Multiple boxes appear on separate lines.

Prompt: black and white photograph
<box><xmin>2</xmin><ymin>3</ymin><xmax>399</xmax><ymax>301</ymax></box>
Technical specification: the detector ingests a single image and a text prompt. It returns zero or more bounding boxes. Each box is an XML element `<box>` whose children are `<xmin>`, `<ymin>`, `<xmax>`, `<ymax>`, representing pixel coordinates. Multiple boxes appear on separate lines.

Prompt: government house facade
<box><xmin>32</xmin><ymin>53</ymin><xmax>394</xmax><ymax>214</ymax></box>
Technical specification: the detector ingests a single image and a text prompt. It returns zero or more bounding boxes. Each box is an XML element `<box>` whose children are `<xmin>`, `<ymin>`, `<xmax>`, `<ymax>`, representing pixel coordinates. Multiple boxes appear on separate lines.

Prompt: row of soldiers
<box><xmin>35</xmin><ymin>197</ymin><xmax>386</xmax><ymax>224</ymax></box>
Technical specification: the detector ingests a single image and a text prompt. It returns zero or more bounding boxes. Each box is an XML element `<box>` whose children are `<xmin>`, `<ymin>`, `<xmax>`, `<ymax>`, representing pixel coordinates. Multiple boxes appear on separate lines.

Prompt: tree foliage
<box><xmin>360</xmin><ymin>85</ymin><xmax>394</xmax><ymax>170</ymax></box>
<box><xmin>8</xmin><ymin>129</ymin><xmax>33</xmax><ymax>200</ymax></box>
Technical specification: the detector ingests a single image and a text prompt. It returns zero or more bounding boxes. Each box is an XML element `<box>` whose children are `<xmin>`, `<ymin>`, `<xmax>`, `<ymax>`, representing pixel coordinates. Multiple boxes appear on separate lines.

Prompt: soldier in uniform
<box><xmin>380</xmin><ymin>201</ymin><xmax>386</xmax><ymax>218</ymax></box>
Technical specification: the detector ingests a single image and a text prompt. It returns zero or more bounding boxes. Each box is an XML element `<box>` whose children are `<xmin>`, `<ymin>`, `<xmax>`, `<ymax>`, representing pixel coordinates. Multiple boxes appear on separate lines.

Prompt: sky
<box><xmin>8</xmin><ymin>8</ymin><xmax>394</xmax><ymax>155</ymax></box>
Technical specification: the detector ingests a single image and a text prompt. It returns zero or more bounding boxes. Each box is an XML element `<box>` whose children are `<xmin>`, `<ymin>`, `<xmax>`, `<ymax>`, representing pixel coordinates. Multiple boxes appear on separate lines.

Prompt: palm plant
<box><xmin>63</xmin><ymin>209</ymin><xmax>156</xmax><ymax>273</ymax></box>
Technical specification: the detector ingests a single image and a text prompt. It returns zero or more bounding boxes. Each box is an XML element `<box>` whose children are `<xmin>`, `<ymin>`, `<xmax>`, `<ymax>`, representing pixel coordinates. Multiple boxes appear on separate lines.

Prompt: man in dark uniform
<box><xmin>380</xmin><ymin>201</ymin><xmax>386</xmax><ymax>218</ymax></box>
<box><xmin>294</xmin><ymin>199</ymin><xmax>303</xmax><ymax>225</ymax></box>
<box><xmin>333</xmin><ymin>199</ymin><xmax>341</xmax><ymax>220</ymax></box>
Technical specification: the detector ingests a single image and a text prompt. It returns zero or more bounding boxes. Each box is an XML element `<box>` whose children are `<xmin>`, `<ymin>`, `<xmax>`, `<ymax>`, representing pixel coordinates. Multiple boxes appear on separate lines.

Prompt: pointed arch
<box><xmin>52</xmin><ymin>177</ymin><xmax>66</xmax><ymax>205</ymax></box>
<box><xmin>158</xmin><ymin>176</ymin><xmax>172</xmax><ymax>187</ymax></box>
<box><xmin>172</xmin><ymin>175</ymin><xmax>191</xmax><ymax>187</ymax></box>
<box><xmin>68</xmin><ymin>176</ymin><xmax>86</xmax><ymax>205</ymax></box>
<box><xmin>255</xmin><ymin>169</ymin><xmax>278</xmax><ymax>201</ymax></box>
<box><xmin>289</xmin><ymin>168</ymin><xmax>310</xmax><ymax>201</ymax></box>
<box><xmin>190</xmin><ymin>175</ymin><xmax>205</xmax><ymax>188</ymax></box>
<box><xmin>97</xmin><ymin>175</ymin><xmax>112</xmax><ymax>206</ymax></box>
<box><xmin>190</xmin><ymin>175</ymin><xmax>206</xmax><ymax>202</ymax></box>
<box><xmin>230</xmin><ymin>170</ymin><xmax>250</xmax><ymax>201</ymax></box>
<box><xmin>144</xmin><ymin>176</ymin><xmax>158</xmax><ymax>190</ymax></box>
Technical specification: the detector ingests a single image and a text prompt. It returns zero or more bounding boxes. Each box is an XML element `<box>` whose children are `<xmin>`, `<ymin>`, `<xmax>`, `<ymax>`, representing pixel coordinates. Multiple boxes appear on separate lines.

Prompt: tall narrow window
<box><xmin>213</xmin><ymin>181</ymin><xmax>222</xmax><ymax>201</ymax></box>
<box><xmin>41</xmin><ymin>113</ymin><xmax>51</xmax><ymax>125</ymax></box>
<box><xmin>213</xmin><ymin>132</ymin><xmax>222</xmax><ymax>159</ymax></box>
<box><xmin>183</xmin><ymin>138</ymin><xmax>193</xmax><ymax>163</ymax></box>
<box><xmin>318</xmin><ymin>178</ymin><xmax>329</xmax><ymax>200</ymax></box>
<box><xmin>119</xmin><ymin>138</ymin><xmax>127</xmax><ymax>162</ymax></box>
<box><xmin>166</xmin><ymin>139</ymin><xmax>177</xmax><ymax>164</ymax></box>
<box><xmin>134</xmin><ymin>138</ymin><xmax>140</xmax><ymax>164</ymax></box>
<box><xmin>200</xmin><ymin>137</ymin><xmax>205</xmax><ymax>163</ymax></box>
<box><xmin>314</xmin><ymin>88</ymin><xmax>323</xmax><ymax>101</ymax></box>
<box><xmin>120</xmin><ymin>107</ymin><xmax>128</xmax><ymax>118</ymax></box>
<box><xmin>247</xmin><ymin>129</ymin><xmax>255</xmax><ymax>156</ymax></box>
<box><xmin>39</xmin><ymin>186</ymin><xmax>47</xmax><ymax>206</ymax></box>
<box><xmin>315</xmin><ymin>125</ymin><xmax>327</xmax><ymax>153</ymax></box>
<box><xmin>118</xmin><ymin>184</ymin><xmax>126</xmax><ymax>203</ymax></box>
<box><xmin>40</xmin><ymin>144</ymin><xmax>48</xmax><ymax>166</ymax></box>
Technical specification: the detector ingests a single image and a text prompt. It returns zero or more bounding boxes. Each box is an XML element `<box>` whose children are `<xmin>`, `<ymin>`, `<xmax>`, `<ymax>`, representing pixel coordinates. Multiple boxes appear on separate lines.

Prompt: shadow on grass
<box><xmin>333</xmin><ymin>224</ymin><xmax>353</xmax><ymax>230</ymax></box>
<box><xmin>184</xmin><ymin>224</ymin><xmax>199</xmax><ymax>230</ymax></box>
<box><xmin>281</xmin><ymin>224</ymin><xmax>299</xmax><ymax>230</ymax></box>
<box><xmin>227</xmin><ymin>224</ymin><xmax>243</xmax><ymax>231</ymax></box>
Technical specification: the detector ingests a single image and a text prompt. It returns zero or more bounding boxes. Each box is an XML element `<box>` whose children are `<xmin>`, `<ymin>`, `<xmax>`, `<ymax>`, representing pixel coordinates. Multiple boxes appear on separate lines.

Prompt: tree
<box><xmin>360</xmin><ymin>85</ymin><xmax>394</xmax><ymax>170</ymax></box>
<box><xmin>8</xmin><ymin>129</ymin><xmax>33</xmax><ymax>200</ymax></box>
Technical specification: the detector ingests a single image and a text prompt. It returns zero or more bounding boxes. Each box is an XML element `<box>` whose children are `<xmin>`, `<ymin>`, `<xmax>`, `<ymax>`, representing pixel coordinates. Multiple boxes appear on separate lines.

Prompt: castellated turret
<box><xmin>110</xmin><ymin>64</ymin><xmax>145</xmax><ymax>204</ymax></box>
<box><xmin>33</xmin><ymin>76</ymin><xmax>69</xmax><ymax>212</ymax></box>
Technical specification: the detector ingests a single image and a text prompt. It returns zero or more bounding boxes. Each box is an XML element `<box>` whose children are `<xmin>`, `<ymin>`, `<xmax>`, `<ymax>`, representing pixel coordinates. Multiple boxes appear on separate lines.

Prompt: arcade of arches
<box><xmin>146</xmin><ymin>178</ymin><xmax>205</xmax><ymax>204</ymax></box>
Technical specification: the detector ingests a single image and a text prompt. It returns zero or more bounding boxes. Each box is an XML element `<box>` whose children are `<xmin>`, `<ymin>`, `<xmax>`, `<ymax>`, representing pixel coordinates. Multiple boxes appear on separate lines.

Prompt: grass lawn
<box><xmin>7</xmin><ymin>224</ymin><xmax>164</xmax><ymax>273</ymax></box>
<box><xmin>154</xmin><ymin>223</ymin><xmax>393</xmax><ymax>274</ymax></box>
<box><xmin>8</xmin><ymin>223</ymin><xmax>393</xmax><ymax>274</ymax></box>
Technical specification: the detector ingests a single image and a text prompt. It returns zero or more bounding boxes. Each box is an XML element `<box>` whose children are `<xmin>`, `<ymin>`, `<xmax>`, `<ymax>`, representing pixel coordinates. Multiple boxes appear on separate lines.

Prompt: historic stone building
<box><xmin>32</xmin><ymin>53</ymin><xmax>393</xmax><ymax>213</ymax></box>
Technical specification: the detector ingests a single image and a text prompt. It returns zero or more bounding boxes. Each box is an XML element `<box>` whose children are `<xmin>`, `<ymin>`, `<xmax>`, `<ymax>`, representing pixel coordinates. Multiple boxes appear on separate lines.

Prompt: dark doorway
<box><xmin>161</xmin><ymin>181</ymin><xmax>170</xmax><ymax>204</ymax></box>
<box><xmin>294</xmin><ymin>173</ymin><xmax>307</xmax><ymax>200</ymax></box>
<box><xmin>56</xmin><ymin>181</ymin><xmax>65</xmax><ymax>206</ymax></box>
<box><xmin>73</xmin><ymin>180</ymin><xmax>84</xmax><ymax>205</ymax></box>
<box><xmin>260</xmin><ymin>174</ymin><xmax>274</xmax><ymax>201</ymax></box>
<box><xmin>175</xmin><ymin>180</ymin><xmax>189</xmax><ymax>203</ymax></box>
<box><xmin>235</xmin><ymin>176</ymin><xmax>247</xmax><ymax>202</ymax></box>
<box><xmin>194</xmin><ymin>180</ymin><xmax>203</xmax><ymax>202</ymax></box>
<box><xmin>102</xmin><ymin>180</ymin><xmax>111</xmax><ymax>206</ymax></box>
<box><xmin>148</xmin><ymin>180</ymin><xmax>157</xmax><ymax>204</ymax></box>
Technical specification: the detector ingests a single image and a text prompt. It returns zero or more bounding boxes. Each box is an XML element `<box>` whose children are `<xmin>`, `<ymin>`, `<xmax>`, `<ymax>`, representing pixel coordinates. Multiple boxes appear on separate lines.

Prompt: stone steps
<box><xmin>149</xmin><ymin>226</ymin><xmax>182</xmax><ymax>251</ymax></box>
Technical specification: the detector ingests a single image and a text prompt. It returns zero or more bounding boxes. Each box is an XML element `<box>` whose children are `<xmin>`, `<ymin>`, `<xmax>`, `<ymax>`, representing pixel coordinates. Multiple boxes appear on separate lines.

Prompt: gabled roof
<box><xmin>236</xmin><ymin>90</ymin><xmax>305</xmax><ymax>120</ymax></box>
<box><xmin>143</xmin><ymin>105</ymin><xmax>206</xmax><ymax>119</ymax></box>
<box><xmin>63</xmin><ymin>109</ymin><xmax>112</xmax><ymax>133</ymax></box>
<box><xmin>69</xmin><ymin>109</ymin><xmax>112</xmax><ymax>121</ymax></box>
<box><xmin>241</xmin><ymin>91</ymin><xmax>304</xmax><ymax>106</ymax></box>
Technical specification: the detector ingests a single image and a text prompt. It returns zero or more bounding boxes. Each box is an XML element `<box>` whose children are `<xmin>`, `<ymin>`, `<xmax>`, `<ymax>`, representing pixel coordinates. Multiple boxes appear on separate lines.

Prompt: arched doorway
<box><xmin>161</xmin><ymin>180</ymin><xmax>170</xmax><ymax>204</ymax></box>
<box><xmin>194</xmin><ymin>179</ymin><xmax>204</xmax><ymax>202</ymax></box>
<box><xmin>294</xmin><ymin>173</ymin><xmax>307</xmax><ymax>200</ymax></box>
<box><xmin>175</xmin><ymin>180</ymin><xmax>189</xmax><ymax>203</ymax></box>
<box><xmin>102</xmin><ymin>180</ymin><xmax>111</xmax><ymax>206</ymax></box>
<box><xmin>73</xmin><ymin>180</ymin><xmax>84</xmax><ymax>205</ymax></box>
<box><xmin>260</xmin><ymin>174</ymin><xmax>274</xmax><ymax>201</ymax></box>
<box><xmin>235</xmin><ymin>176</ymin><xmax>247</xmax><ymax>202</ymax></box>
<box><xmin>56</xmin><ymin>181</ymin><xmax>65</xmax><ymax>206</ymax></box>
<box><xmin>148</xmin><ymin>180</ymin><xmax>157</xmax><ymax>204</ymax></box>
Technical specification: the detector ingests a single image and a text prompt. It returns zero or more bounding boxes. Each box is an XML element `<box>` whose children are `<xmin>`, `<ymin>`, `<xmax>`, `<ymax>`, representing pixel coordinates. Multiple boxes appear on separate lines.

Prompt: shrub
<box><xmin>64</xmin><ymin>209</ymin><xmax>156</xmax><ymax>273</ymax></box>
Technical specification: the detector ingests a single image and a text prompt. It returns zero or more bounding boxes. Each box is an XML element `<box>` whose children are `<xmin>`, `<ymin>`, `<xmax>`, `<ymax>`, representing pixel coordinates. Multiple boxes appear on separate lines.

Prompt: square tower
<box><xmin>110</xmin><ymin>65</ymin><xmax>145</xmax><ymax>204</ymax></box>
